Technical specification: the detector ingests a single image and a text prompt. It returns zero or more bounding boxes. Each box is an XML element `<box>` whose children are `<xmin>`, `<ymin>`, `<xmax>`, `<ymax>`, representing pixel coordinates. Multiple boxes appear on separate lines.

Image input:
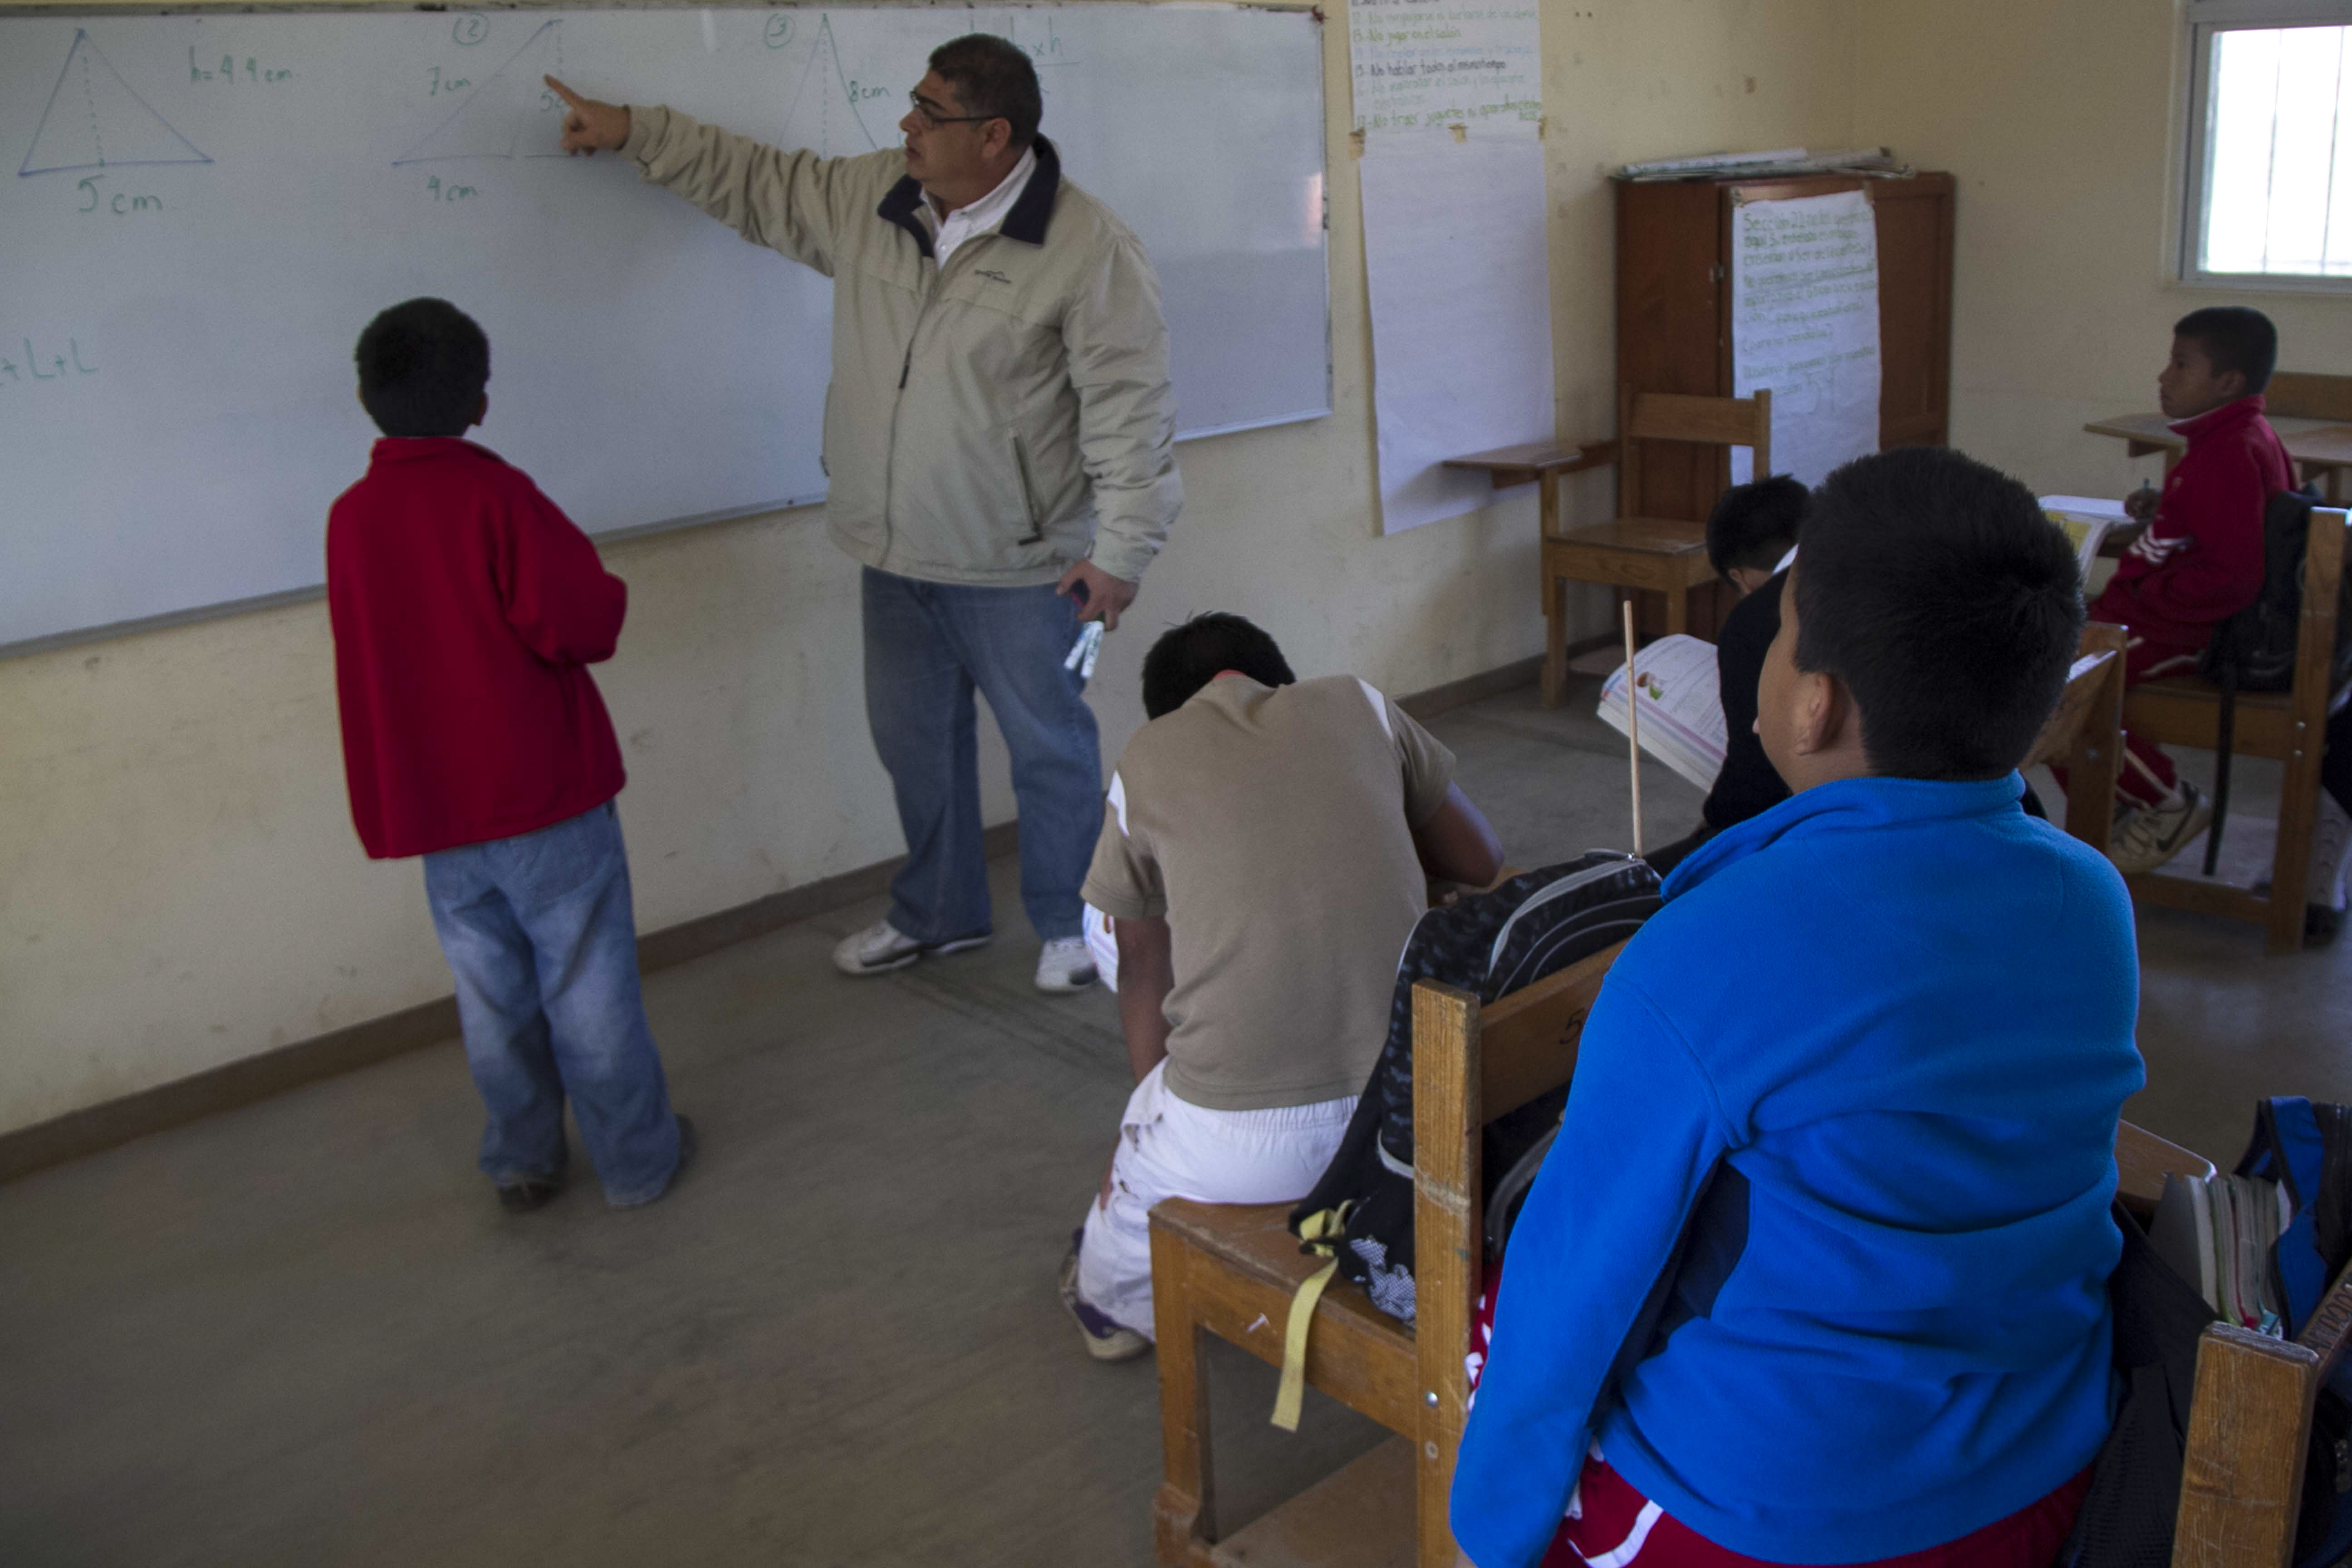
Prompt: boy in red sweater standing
<box><xmin>2092</xmin><ymin>305</ymin><xmax>2293</xmax><ymax>874</ymax></box>
<box><xmin>327</xmin><ymin>298</ymin><xmax>691</xmax><ymax>1213</ymax></box>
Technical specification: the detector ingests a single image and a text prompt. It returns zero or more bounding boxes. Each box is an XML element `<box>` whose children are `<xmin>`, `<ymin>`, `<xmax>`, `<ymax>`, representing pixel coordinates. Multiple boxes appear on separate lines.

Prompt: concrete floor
<box><xmin>5</xmin><ymin>675</ymin><xmax>2349</xmax><ymax>1565</ymax></box>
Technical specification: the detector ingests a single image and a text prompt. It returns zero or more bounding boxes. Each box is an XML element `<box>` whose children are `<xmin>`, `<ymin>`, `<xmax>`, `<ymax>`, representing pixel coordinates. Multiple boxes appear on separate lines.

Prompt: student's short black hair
<box><xmin>1793</xmin><ymin>447</ymin><xmax>2084</xmax><ymax>781</ymax></box>
<box><xmin>1142</xmin><ymin>613</ymin><xmax>1296</xmax><ymax>720</ymax></box>
<box><xmin>1705</xmin><ymin>474</ymin><xmax>1808</xmax><ymax>581</ymax></box>
<box><xmin>2175</xmin><ymin>305</ymin><xmax>2278</xmax><ymax>394</ymax></box>
<box><xmin>355</xmin><ymin>299</ymin><xmax>489</xmax><ymax>438</ymax></box>
<box><xmin>927</xmin><ymin>34</ymin><xmax>1042</xmax><ymax>148</ymax></box>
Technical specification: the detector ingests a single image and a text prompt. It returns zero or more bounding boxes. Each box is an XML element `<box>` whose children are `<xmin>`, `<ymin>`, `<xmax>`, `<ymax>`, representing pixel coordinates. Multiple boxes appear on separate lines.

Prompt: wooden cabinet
<box><xmin>1613</xmin><ymin>171</ymin><xmax>1955</xmax><ymax>635</ymax></box>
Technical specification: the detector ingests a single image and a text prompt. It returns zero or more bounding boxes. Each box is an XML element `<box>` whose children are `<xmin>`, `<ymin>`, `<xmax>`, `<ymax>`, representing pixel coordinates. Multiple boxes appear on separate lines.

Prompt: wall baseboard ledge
<box><xmin>0</xmin><ymin>818</ymin><xmax>1024</xmax><ymax>1188</ymax></box>
<box><xmin>1</xmin><ymin>653</ymin><xmax>1555</xmax><ymax>1186</ymax></box>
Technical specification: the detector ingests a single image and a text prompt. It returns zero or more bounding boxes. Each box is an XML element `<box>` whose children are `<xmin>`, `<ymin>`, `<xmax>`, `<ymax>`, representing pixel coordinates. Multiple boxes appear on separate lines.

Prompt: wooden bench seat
<box><xmin>1545</xmin><ymin>515</ymin><xmax>1710</xmax><ymax>574</ymax></box>
<box><xmin>1150</xmin><ymin>951</ymin><xmax>1624</xmax><ymax>1568</ymax></box>
<box><xmin>1152</xmin><ymin>1199</ymin><xmax>1421</xmax><ymax>1439</ymax></box>
<box><xmin>1148</xmin><ymin>938</ymin><xmax>2215</xmax><ymax>1565</ymax></box>
<box><xmin>2177</xmin><ymin>1252</ymin><xmax>2352</xmax><ymax>1566</ymax></box>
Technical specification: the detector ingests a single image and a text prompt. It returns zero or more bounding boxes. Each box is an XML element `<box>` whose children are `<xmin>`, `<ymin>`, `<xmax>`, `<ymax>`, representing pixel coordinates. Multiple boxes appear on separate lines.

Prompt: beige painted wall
<box><xmin>0</xmin><ymin>0</ymin><xmax>1862</xmax><ymax>1136</ymax></box>
<box><xmin>1854</xmin><ymin>0</ymin><xmax>2352</xmax><ymax>499</ymax></box>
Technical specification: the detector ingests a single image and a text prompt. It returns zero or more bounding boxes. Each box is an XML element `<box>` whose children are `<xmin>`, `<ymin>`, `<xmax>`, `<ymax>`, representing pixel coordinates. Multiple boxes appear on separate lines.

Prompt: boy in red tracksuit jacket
<box><xmin>2088</xmin><ymin>306</ymin><xmax>2291</xmax><ymax>875</ymax></box>
<box><xmin>327</xmin><ymin>298</ymin><xmax>692</xmax><ymax>1214</ymax></box>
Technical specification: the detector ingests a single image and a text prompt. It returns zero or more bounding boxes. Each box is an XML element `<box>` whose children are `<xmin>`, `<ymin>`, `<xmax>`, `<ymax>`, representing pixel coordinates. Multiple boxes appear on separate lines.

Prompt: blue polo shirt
<box><xmin>1452</xmin><ymin>774</ymin><xmax>2144</xmax><ymax>1565</ymax></box>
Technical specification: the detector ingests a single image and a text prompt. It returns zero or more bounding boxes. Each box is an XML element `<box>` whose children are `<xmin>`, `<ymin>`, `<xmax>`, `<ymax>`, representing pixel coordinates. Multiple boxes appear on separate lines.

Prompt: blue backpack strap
<box><xmin>2239</xmin><ymin>1098</ymin><xmax>2283</xmax><ymax>1184</ymax></box>
<box><xmin>2271</xmin><ymin>1098</ymin><xmax>2333</xmax><ymax>1335</ymax></box>
<box><xmin>2274</xmin><ymin>1097</ymin><xmax>2326</xmax><ymax>1212</ymax></box>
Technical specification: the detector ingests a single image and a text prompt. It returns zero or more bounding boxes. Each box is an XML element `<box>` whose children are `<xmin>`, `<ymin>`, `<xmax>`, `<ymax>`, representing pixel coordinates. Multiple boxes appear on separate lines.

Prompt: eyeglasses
<box><xmin>906</xmin><ymin>90</ymin><xmax>1000</xmax><ymax>130</ymax></box>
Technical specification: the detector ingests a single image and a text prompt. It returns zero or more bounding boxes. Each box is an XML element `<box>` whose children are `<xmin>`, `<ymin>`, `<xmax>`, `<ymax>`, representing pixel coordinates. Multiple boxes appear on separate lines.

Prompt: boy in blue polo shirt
<box><xmin>1453</xmin><ymin>447</ymin><xmax>2144</xmax><ymax>1567</ymax></box>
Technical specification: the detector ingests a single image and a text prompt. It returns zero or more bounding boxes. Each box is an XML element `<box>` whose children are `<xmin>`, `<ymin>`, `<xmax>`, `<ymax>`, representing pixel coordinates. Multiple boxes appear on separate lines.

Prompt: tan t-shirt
<box><xmin>1082</xmin><ymin>675</ymin><xmax>1456</xmax><ymax>1112</ymax></box>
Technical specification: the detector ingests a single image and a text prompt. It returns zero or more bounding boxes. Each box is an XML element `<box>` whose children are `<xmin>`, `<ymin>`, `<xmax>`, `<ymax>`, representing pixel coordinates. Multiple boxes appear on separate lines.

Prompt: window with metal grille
<box><xmin>2186</xmin><ymin>0</ymin><xmax>2352</xmax><ymax>287</ymax></box>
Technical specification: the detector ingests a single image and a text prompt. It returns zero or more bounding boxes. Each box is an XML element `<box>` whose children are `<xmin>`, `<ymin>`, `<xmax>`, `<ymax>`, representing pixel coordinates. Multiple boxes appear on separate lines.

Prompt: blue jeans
<box><xmin>421</xmin><ymin>801</ymin><xmax>682</xmax><ymax>1205</ymax></box>
<box><xmin>861</xmin><ymin>568</ymin><xmax>1102</xmax><ymax>944</ymax></box>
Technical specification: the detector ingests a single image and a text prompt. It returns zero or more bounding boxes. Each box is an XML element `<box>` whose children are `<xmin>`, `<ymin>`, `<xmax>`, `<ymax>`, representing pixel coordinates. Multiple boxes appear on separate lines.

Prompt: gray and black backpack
<box><xmin>1286</xmin><ymin>852</ymin><xmax>1662</xmax><ymax>1324</ymax></box>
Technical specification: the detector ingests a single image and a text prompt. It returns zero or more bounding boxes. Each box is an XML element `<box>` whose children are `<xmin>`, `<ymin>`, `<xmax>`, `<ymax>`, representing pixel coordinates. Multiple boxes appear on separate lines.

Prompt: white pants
<box><xmin>1083</xmin><ymin>904</ymin><xmax>1120</xmax><ymax>993</ymax></box>
<box><xmin>1075</xmin><ymin>1060</ymin><xmax>1355</xmax><ymax>1338</ymax></box>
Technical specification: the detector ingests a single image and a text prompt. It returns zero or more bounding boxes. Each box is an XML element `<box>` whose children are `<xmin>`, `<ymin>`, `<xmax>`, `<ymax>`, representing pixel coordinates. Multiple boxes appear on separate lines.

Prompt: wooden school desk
<box><xmin>2085</xmin><ymin>412</ymin><xmax>2352</xmax><ymax>503</ymax></box>
<box><xmin>1442</xmin><ymin>440</ymin><xmax>1617</xmax><ymax>704</ymax></box>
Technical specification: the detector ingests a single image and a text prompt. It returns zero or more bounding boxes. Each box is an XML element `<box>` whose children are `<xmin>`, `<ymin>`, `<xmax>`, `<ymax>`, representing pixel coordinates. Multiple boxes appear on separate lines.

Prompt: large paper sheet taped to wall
<box><xmin>1729</xmin><ymin>188</ymin><xmax>1881</xmax><ymax>487</ymax></box>
<box><xmin>1361</xmin><ymin>138</ymin><xmax>1554</xmax><ymax>534</ymax></box>
<box><xmin>1346</xmin><ymin>0</ymin><xmax>1541</xmax><ymax>138</ymax></box>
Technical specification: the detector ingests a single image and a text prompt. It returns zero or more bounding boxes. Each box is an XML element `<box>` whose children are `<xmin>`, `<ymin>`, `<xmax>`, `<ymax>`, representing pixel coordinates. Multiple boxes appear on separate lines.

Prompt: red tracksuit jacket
<box><xmin>2092</xmin><ymin>395</ymin><xmax>2293</xmax><ymax>648</ymax></box>
<box><xmin>326</xmin><ymin>438</ymin><xmax>627</xmax><ymax>859</ymax></box>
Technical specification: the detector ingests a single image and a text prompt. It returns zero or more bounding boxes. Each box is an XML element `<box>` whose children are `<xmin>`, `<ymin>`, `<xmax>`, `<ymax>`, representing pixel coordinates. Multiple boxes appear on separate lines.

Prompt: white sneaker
<box><xmin>2110</xmin><ymin>781</ymin><xmax>2215</xmax><ymax>876</ymax></box>
<box><xmin>830</xmin><ymin>918</ymin><xmax>990</xmax><ymax>978</ymax></box>
<box><xmin>1034</xmin><ymin>936</ymin><xmax>1098</xmax><ymax>994</ymax></box>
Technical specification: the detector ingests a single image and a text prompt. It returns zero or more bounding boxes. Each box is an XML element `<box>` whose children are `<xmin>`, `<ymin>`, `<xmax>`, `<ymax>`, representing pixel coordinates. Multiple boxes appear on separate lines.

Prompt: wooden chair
<box><xmin>1441</xmin><ymin>439</ymin><xmax>1618</xmax><ymax>709</ymax></box>
<box><xmin>2120</xmin><ymin>506</ymin><xmax>2349</xmax><ymax>954</ymax></box>
<box><xmin>1529</xmin><ymin>386</ymin><xmax>1771</xmax><ymax>706</ymax></box>
<box><xmin>2024</xmin><ymin>622</ymin><xmax>2129</xmax><ymax>852</ymax></box>
<box><xmin>1147</xmin><ymin>948</ymin><xmax>1622</xmax><ymax>1568</ymax></box>
<box><xmin>1146</xmin><ymin>947</ymin><xmax>2214</xmax><ymax>1568</ymax></box>
<box><xmin>2173</xmin><ymin>1250</ymin><xmax>2352</xmax><ymax>1566</ymax></box>
<box><xmin>2266</xmin><ymin>372</ymin><xmax>2352</xmax><ymax>423</ymax></box>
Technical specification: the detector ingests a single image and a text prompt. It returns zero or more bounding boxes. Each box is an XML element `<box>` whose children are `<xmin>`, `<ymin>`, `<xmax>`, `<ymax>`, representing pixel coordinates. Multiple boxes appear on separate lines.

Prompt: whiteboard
<box><xmin>0</xmin><ymin>5</ymin><xmax>1330</xmax><ymax>651</ymax></box>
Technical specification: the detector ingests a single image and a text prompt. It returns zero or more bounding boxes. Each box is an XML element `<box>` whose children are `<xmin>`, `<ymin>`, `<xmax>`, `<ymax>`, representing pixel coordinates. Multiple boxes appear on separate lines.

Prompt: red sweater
<box><xmin>2092</xmin><ymin>395</ymin><xmax>2292</xmax><ymax>647</ymax></box>
<box><xmin>326</xmin><ymin>439</ymin><xmax>627</xmax><ymax>859</ymax></box>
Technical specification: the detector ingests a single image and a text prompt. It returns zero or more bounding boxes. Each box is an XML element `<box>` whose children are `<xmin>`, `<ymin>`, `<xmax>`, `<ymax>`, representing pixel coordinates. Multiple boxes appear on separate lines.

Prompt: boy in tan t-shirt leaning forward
<box><xmin>1061</xmin><ymin>613</ymin><xmax>1504</xmax><ymax>1360</ymax></box>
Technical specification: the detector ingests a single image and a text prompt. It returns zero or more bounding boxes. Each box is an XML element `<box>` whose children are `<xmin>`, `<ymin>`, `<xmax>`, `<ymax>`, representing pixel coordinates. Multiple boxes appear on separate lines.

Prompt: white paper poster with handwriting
<box><xmin>1361</xmin><ymin>138</ymin><xmax>1554</xmax><ymax>534</ymax></box>
<box><xmin>1348</xmin><ymin>0</ymin><xmax>1540</xmax><ymax>137</ymax></box>
<box><xmin>1729</xmin><ymin>188</ymin><xmax>1881</xmax><ymax>487</ymax></box>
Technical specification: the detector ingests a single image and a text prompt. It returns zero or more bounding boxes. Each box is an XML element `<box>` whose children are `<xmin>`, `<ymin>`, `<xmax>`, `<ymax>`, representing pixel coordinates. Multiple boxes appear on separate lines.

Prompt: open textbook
<box><xmin>1598</xmin><ymin>634</ymin><xmax>1727</xmax><ymax>793</ymax></box>
<box><xmin>2040</xmin><ymin>495</ymin><xmax>2131</xmax><ymax>577</ymax></box>
<box><xmin>2148</xmin><ymin>1170</ymin><xmax>2294</xmax><ymax>1335</ymax></box>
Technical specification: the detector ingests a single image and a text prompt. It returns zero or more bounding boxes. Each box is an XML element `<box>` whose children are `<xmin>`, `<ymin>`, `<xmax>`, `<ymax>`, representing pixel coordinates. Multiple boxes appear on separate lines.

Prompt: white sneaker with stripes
<box><xmin>2109</xmin><ymin>781</ymin><xmax>2213</xmax><ymax>876</ymax></box>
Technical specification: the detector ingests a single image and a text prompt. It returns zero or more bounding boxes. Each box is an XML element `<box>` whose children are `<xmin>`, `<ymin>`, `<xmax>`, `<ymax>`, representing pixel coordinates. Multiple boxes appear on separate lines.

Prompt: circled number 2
<box><xmin>453</xmin><ymin>13</ymin><xmax>489</xmax><ymax>45</ymax></box>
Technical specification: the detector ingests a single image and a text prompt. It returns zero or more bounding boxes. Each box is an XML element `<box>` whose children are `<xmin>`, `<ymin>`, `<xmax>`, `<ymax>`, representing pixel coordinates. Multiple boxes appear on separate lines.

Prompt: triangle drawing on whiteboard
<box><xmin>393</xmin><ymin>20</ymin><xmax>570</xmax><ymax>165</ymax></box>
<box><xmin>775</xmin><ymin>15</ymin><xmax>885</xmax><ymax>160</ymax></box>
<box><xmin>20</xmin><ymin>29</ymin><xmax>212</xmax><ymax>177</ymax></box>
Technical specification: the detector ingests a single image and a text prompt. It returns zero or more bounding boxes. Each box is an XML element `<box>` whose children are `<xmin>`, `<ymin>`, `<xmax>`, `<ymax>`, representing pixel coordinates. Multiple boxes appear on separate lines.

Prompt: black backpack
<box><xmin>2057</xmin><ymin>1201</ymin><xmax>2219</xmax><ymax>1568</ymax></box>
<box><xmin>1286</xmin><ymin>853</ymin><xmax>1662</xmax><ymax>1323</ymax></box>
<box><xmin>2196</xmin><ymin>486</ymin><xmax>2350</xmax><ymax>874</ymax></box>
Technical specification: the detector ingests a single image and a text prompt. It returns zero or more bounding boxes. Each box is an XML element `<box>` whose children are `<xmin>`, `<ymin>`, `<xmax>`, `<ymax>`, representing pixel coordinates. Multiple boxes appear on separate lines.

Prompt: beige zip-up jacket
<box><xmin>622</xmin><ymin>108</ymin><xmax>1183</xmax><ymax>586</ymax></box>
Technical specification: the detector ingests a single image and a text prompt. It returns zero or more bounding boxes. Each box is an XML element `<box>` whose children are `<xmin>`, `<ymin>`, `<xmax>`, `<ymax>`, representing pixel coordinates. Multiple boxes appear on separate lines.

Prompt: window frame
<box><xmin>2181</xmin><ymin>0</ymin><xmax>2352</xmax><ymax>293</ymax></box>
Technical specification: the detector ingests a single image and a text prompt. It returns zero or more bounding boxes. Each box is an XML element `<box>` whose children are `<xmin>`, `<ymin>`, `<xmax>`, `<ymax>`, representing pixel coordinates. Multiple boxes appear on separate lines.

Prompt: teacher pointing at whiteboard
<box><xmin>548</xmin><ymin>35</ymin><xmax>1182</xmax><ymax>995</ymax></box>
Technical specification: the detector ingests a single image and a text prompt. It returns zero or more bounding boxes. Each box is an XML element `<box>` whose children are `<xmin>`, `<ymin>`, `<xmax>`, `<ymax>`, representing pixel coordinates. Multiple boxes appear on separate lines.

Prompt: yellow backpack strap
<box><xmin>1273</xmin><ymin>1205</ymin><xmax>1351</xmax><ymax>1432</ymax></box>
